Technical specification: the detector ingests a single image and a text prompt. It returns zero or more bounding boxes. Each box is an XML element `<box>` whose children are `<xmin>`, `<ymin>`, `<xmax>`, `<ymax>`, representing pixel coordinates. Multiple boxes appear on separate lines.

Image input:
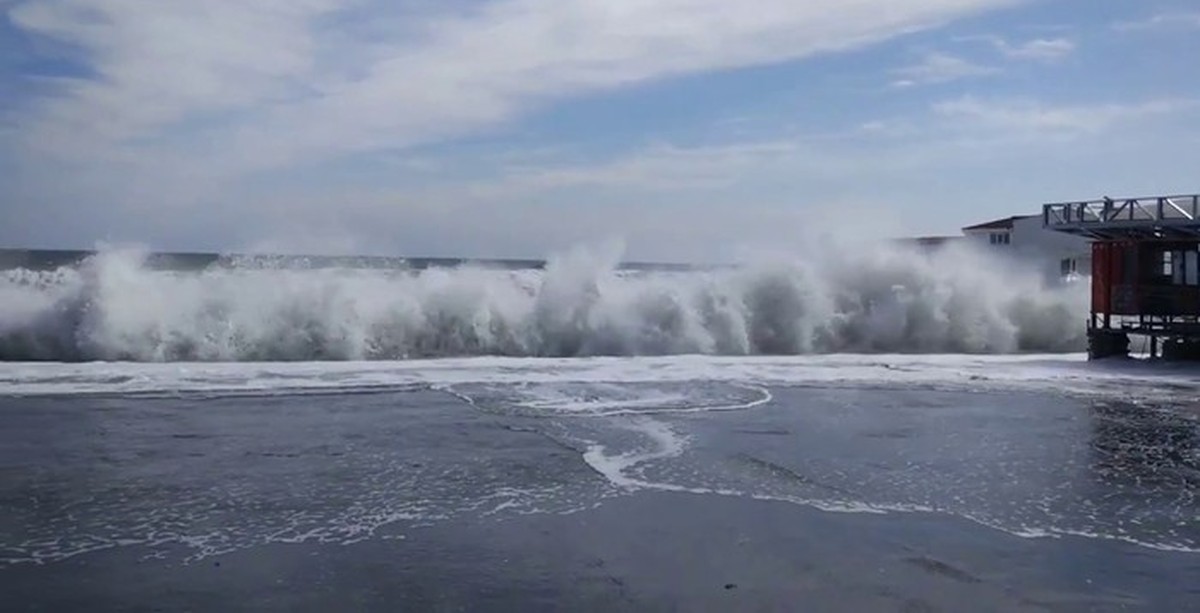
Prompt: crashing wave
<box><xmin>0</xmin><ymin>242</ymin><xmax>1088</xmax><ymax>362</ymax></box>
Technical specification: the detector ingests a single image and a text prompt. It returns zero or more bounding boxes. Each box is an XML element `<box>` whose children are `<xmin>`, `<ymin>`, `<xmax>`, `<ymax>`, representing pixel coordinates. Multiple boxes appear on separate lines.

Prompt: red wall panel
<box><xmin>1092</xmin><ymin>242</ymin><xmax>1111</xmax><ymax>315</ymax></box>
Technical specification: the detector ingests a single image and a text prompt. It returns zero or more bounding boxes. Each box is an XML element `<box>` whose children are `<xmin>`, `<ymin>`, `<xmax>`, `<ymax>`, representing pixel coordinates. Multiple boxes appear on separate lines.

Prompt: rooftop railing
<box><xmin>1044</xmin><ymin>194</ymin><xmax>1200</xmax><ymax>237</ymax></box>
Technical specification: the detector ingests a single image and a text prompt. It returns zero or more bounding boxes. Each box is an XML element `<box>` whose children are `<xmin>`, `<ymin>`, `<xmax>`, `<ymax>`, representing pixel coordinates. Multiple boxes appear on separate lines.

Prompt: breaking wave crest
<box><xmin>0</xmin><ymin>242</ymin><xmax>1088</xmax><ymax>362</ymax></box>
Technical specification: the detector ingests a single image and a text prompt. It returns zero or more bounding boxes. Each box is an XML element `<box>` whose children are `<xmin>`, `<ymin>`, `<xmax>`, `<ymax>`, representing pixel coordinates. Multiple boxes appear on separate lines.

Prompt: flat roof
<box><xmin>962</xmin><ymin>215</ymin><xmax>1037</xmax><ymax>232</ymax></box>
<box><xmin>895</xmin><ymin>236</ymin><xmax>963</xmax><ymax>245</ymax></box>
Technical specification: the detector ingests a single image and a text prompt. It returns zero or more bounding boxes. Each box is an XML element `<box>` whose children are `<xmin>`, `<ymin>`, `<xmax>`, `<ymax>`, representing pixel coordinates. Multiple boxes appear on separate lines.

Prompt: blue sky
<box><xmin>2</xmin><ymin>0</ymin><xmax>1199</xmax><ymax>261</ymax></box>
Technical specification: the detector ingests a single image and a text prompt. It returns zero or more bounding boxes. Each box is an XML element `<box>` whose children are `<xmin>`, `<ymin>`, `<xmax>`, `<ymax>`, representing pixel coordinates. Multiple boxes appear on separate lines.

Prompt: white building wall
<box><xmin>962</xmin><ymin>227</ymin><xmax>1012</xmax><ymax>249</ymax></box>
<box><xmin>1009</xmin><ymin>215</ymin><xmax>1091</xmax><ymax>282</ymax></box>
<box><xmin>960</xmin><ymin>215</ymin><xmax>1092</xmax><ymax>284</ymax></box>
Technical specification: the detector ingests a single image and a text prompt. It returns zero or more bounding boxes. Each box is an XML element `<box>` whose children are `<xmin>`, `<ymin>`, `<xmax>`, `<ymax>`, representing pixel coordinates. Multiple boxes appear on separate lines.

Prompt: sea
<box><xmin>1</xmin><ymin>245</ymin><xmax>1198</xmax><ymax>611</ymax></box>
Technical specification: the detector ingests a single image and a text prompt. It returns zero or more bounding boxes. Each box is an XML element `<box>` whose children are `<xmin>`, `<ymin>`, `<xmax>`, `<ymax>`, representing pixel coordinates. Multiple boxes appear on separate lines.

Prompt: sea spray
<box><xmin>0</xmin><ymin>242</ymin><xmax>1089</xmax><ymax>361</ymax></box>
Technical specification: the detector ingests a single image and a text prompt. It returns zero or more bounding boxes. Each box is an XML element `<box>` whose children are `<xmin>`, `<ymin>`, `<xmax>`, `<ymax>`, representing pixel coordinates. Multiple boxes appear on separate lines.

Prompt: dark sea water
<box><xmin>0</xmin><ymin>247</ymin><xmax>694</xmax><ymax>272</ymax></box>
<box><xmin>2</xmin><ymin>356</ymin><xmax>1199</xmax><ymax>611</ymax></box>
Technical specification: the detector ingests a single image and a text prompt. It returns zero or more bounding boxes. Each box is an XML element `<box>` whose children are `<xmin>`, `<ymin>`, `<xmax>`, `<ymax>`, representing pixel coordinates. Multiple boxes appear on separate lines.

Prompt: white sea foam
<box><xmin>577</xmin><ymin>415</ymin><xmax>947</xmax><ymax>517</ymax></box>
<box><xmin>583</xmin><ymin>418</ymin><xmax>691</xmax><ymax>490</ymax></box>
<box><xmin>0</xmin><ymin>240</ymin><xmax>1088</xmax><ymax>362</ymax></box>
<box><xmin>447</xmin><ymin>379</ymin><xmax>773</xmax><ymax>417</ymax></box>
<box><xmin>5</xmin><ymin>353</ymin><xmax>1198</xmax><ymax>402</ymax></box>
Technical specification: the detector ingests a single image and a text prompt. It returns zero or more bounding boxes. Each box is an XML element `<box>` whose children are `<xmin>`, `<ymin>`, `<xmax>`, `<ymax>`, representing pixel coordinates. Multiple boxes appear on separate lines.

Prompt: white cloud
<box><xmin>8</xmin><ymin>0</ymin><xmax>1027</xmax><ymax>173</ymax></box>
<box><xmin>225</xmin><ymin>137</ymin><xmax>933</xmax><ymax>259</ymax></box>
<box><xmin>890</xmin><ymin>52</ymin><xmax>997</xmax><ymax>87</ymax></box>
<box><xmin>858</xmin><ymin>120</ymin><xmax>889</xmax><ymax>132</ymax></box>
<box><xmin>933</xmin><ymin>96</ymin><xmax>1194</xmax><ymax>135</ymax></box>
<box><xmin>229</xmin><ymin>88</ymin><xmax>1200</xmax><ymax>259</ymax></box>
<box><xmin>957</xmin><ymin>34</ymin><xmax>1075</xmax><ymax>61</ymax></box>
<box><xmin>492</xmin><ymin>94</ymin><xmax>1197</xmax><ymax>199</ymax></box>
<box><xmin>8</xmin><ymin>0</ymin><xmax>341</xmax><ymax>147</ymax></box>
<box><xmin>994</xmin><ymin>37</ymin><xmax>1074</xmax><ymax>61</ymax></box>
<box><xmin>888</xmin><ymin>34</ymin><xmax>1072</xmax><ymax>89</ymax></box>
<box><xmin>856</xmin><ymin>119</ymin><xmax>922</xmax><ymax>138</ymax></box>
<box><xmin>485</xmin><ymin>141</ymin><xmax>815</xmax><ymax>193</ymax></box>
<box><xmin>1114</xmin><ymin>12</ymin><xmax>1200</xmax><ymax>32</ymax></box>
<box><xmin>13</xmin><ymin>0</ymin><xmax>1196</xmax><ymax>260</ymax></box>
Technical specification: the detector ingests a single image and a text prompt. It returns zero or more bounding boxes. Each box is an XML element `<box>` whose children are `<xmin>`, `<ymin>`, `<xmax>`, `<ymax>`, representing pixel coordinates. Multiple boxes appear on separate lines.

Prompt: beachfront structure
<box><xmin>1043</xmin><ymin>194</ymin><xmax>1200</xmax><ymax>360</ymax></box>
<box><xmin>962</xmin><ymin>214</ymin><xmax>1092</xmax><ymax>283</ymax></box>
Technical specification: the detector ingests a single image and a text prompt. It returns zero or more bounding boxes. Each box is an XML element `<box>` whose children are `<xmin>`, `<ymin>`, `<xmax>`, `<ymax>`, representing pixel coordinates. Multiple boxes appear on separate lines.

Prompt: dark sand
<box><xmin>6</xmin><ymin>490</ymin><xmax>1199</xmax><ymax>612</ymax></box>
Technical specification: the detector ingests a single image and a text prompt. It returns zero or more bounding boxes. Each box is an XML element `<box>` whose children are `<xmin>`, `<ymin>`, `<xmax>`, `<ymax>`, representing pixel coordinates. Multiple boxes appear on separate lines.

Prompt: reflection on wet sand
<box><xmin>1089</xmin><ymin>400</ymin><xmax>1199</xmax><ymax>508</ymax></box>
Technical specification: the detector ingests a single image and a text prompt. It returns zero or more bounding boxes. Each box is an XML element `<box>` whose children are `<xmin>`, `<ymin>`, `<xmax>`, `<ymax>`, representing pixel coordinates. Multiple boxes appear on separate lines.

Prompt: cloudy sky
<box><xmin>2</xmin><ymin>0</ymin><xmax>1198</xmax><ymax>261</ymax></box>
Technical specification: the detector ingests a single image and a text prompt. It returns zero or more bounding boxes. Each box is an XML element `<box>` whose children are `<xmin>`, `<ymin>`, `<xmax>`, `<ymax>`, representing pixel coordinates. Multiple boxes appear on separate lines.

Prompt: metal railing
<box><xmin>1044</xmin><ymin>194</ymin><xmax>1200</xmax><ymax>230</ymax></box>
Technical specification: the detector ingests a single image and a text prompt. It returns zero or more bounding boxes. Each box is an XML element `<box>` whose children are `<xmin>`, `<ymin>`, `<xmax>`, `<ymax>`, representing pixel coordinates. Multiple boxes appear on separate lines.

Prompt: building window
<box><xmin>1060</xmin><ymin>258</ymin><xmax>1076</xmax><ymax>276</ymax></box>
<box><xmin>1163</xmin><ymin>249</ymin><xmax>1200</xmax><ymax>286</ymax></box>
<box><xmin>989</xmin><ymin>232</ymin><xmax>1010</xmax><ymax>245</ymax></box>
<box><xmin>1187</xmin><ymin>250</ymin><xmax>1199</xmax><ymax>286</ymax></box>
<box><xmin>1160</xmin><ymin>249</ymin><xmax>1200</xmax><ymax>285</ymax></box>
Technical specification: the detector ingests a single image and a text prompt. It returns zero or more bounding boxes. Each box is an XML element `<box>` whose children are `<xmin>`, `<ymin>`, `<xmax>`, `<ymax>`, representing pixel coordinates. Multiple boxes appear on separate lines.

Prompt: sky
<box><xmin>2</xmin><ymin>0</ymin><xmax>1199</xmax><ymax>262</ymax></box>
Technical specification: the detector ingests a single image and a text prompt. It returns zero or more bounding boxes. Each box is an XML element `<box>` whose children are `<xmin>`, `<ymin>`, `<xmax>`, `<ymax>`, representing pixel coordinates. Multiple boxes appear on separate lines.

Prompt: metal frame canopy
<box><xmin>1043</xmin><ymin>194</ymin><xmax>1200</xmax><ymax>240</ymax></box>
